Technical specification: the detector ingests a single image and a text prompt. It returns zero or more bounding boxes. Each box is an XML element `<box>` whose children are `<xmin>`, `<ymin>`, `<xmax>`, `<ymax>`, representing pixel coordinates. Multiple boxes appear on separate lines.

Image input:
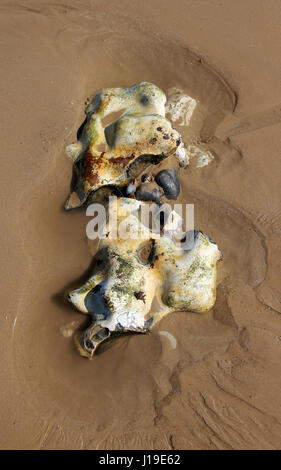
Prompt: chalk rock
<box><xmin>64</xmin><ymin>82</ymin><xmax>183</xmax><ymax>210</ymax></box>
<box><xmin>67</xmin><ymin>198</ymin><xmax>221</xmax><ymax>358</ymax></box>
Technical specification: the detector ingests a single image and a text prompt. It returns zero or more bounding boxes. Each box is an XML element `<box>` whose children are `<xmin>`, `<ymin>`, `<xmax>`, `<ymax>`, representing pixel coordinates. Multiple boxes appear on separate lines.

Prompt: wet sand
<box><xmin>1</xmin><ymin>0</ymin><xmax>281</xmax><ymax>449</ymax></box>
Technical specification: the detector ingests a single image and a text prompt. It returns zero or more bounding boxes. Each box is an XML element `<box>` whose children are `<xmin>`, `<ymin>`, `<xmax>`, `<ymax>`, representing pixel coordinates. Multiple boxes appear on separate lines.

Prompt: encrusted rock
<box><xmin>64</xmin><ymin>82</ymin><xmax>184</xmax><ymax>210</ymax></box>
<box><xmin>67</xmin><ymin>198</ymin><xmax>221</xmax><ymax>358</ymax></box>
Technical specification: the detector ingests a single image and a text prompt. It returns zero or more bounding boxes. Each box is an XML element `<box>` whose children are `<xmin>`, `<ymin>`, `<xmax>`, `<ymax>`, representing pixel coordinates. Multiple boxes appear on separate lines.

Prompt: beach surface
<box><xmin>0</xmin><ymin>0</ymin><xmax>281</xmax><ymax>449</ymax></box>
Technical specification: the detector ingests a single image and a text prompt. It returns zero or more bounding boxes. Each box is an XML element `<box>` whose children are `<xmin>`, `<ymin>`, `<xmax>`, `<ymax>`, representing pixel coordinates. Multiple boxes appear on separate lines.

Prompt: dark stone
<box><xmin>84</xmin><ymin>283</ymin><xmax>108</xmax><ymax>318</ymax></box>
<box><xmin>155</xmin><ymin>169</ymin><xmax>180</xmax><ymax>200</ymax></box>
<box><xmin>135</xmin><ymin>185</ymin><xmax>161</xmax><ymax>204</ymax></box>
<box><xmin>141</xmin><ymin>173</ymin><xmax>153</xmax><ymax>183</ymax></box>
<box><xmin>134</xmin><ymin>291</ymin><xmax>146</xmax><ymax>303</ymax></box>
<box><xmin>140</xmin><ymin>94</ymin><xmax>149</xmax><ymax>105</ymax></box>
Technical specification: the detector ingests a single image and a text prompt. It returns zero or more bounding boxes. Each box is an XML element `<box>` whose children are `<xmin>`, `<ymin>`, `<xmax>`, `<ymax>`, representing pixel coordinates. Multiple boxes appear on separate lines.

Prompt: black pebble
<box><xmin>141</xmin><ymin>173</ymin><xmax>153</xmax><ymax>183</ymax></box>
<box><xmin>135</xmin><ymin>185</ymin><xmax>161</xmax><ymax>204</ymax></box>
<box><xmin>155</xmin><ymin>169</ymin><xmax>180</xmax><ymax>200</ymax></box>
<box><xmin>140</xmin><ymin>94</ymin><xmax>149</xmax><ymax>105</ymax></box>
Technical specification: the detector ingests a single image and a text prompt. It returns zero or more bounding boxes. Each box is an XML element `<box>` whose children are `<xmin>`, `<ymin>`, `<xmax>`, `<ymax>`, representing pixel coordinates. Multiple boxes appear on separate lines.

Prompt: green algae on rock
<box><xmin>67</xmin><ymin>198</ymin><xmax>221</xmax><ymax>358</ymax></box>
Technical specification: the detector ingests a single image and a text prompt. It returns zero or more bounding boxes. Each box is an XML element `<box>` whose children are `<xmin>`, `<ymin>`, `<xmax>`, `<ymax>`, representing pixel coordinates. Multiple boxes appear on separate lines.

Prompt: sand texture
<box><xmin>0</xmin><ymin>0</ymin><xmax>281</xmax><ymax>450</ymax></box>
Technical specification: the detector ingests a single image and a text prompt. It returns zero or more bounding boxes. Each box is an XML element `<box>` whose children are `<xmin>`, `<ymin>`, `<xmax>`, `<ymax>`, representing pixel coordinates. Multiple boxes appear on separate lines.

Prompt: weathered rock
<box><xmin>64</xmin><ymin>82</ymin><xmax>184</xmax><ymax>210</ymax></box>
<box><xmin>67</xmin><ymin>198</ymin><xmax>221</xmax><ymax>358</ymax></box>
<box><xmin>155</xmin><ymin>169</ymin><xmax>180</xmax><ymax>200</ymax></box>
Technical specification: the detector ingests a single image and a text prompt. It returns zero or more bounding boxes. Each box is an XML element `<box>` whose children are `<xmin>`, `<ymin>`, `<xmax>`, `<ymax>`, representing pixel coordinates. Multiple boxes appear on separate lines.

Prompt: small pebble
<box><xmin>155</xmin><ymin>169</ymin><xmax>180</xmax><ymax>200</ymax></box>
<box><xmin>135</xmin><ymin>185</ymin><xmax>161</xmax><ymax>204</ymax></box>
<box><xmin>141</xmin><ymin>173</ymin><xmax>153</xmax><ymax>183</ymax></box>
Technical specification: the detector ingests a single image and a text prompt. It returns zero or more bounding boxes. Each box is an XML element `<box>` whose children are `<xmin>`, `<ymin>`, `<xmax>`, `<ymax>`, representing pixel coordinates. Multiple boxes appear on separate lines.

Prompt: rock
<box><xmin>67</xmin><ymin>198</ymin><xmax>222</xmax><ymax>358</ymax></box>
<box><xmin>64</xmin><ymin>82</ymin><xmax>184</xmax><ymax>210</ymax></box>
<box><xmin>135</xmin><ymin>185</ymin><xmax>161</xmax><ymax>204</ymax></box>
<box><xmin>155</xmin><ymin>169</ymin><xmax>180</xmax><ymax>200</ymax></box>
